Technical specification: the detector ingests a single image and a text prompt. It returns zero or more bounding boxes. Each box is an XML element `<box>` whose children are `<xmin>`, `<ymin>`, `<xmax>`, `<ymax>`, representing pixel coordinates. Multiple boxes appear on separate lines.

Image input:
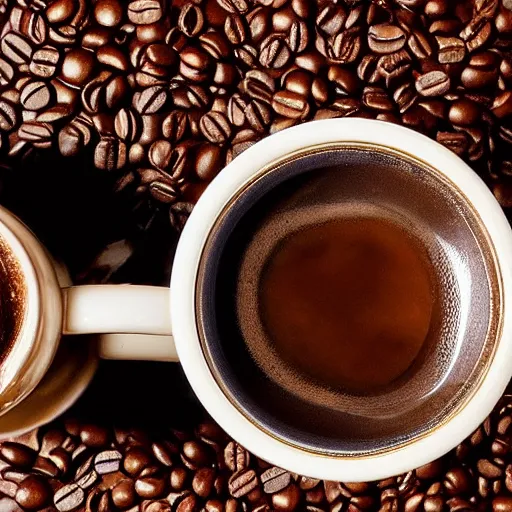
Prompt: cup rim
<box><xmin>170</xmin><ymin>118</ymin><xmax>512</xmax><ymax>481</ymax></box>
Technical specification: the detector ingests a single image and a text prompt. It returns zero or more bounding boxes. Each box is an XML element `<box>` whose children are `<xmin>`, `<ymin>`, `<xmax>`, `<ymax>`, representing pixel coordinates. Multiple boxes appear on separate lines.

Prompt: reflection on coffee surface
<box><xmin>257</xmin><ymin>216</ymin><xmax>435</xmax><ymax>394</ymax></box>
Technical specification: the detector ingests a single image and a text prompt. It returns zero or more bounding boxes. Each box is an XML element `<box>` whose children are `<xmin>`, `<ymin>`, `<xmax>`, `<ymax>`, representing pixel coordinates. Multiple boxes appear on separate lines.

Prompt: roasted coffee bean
<box><xmin>272</xmin><ymin>484</ymin><xmax>301</xmax><ymax>511</ymax></box>
<box><xmin>199</xmin><ymin>111</ymin><xmax>231</xmax><ymax>144</ymax></box>
<box><xmin>1</xmin><ymin>32</ymin><xmax>33</xmax><ymax>65</ymax></box>
<box><xmin>449</xmin><ymin>98</ymin><xmax>481</xmax><ymax>125</ymax></box>
<box><xmin>54</xmin><ymin>483</ymin><xmax>85</xmax><ymax>512</ymax></box>
<box><xmin>124</xmin><ymin>446</ymin><xmax>153</xmax><ymax>476</ymax></box>
<box><xmin>94</xmin><ymin>450</ymin><xmax>122</xmax><ymax>475</ymax></box>
<box><xmin>94</xmin><ymin>136</ymin><xmax>127</xmax><ymax>171</ymax></box>
<box><xmin>178</xmin><ymin>3</ymin><xmax>204</xmax><ymax>37</ymax></box>
<box><xmin>128</xmin><ymin>0</ymin><xmax>163</xmax><ymax>25</ymax></box>
<box><xmin>20</xmin><ymin>80</ymin><xmax>52</xmax><ymax>111</ymax></box>
<box><xmin>0</xmin><ymin>100</ymin><xmax>18</xmax><ymax>132</ymax></box>
<box><xmin>217</xmin><ymin>0</ymin><xmax>248</xmax><ymax>15</ymax></box>
<box><xmin>135</xmin><ymin>472</ymin><xmax>168</xmax><ymax>498</ymax></box>
<box><xmin>437</xmin><ymin>131</ymin><xmax>470</xmax><ymax>156</ymax></box>
<box><xmin>224</xmin><ymin>442</ymin><xmax>250</xmax><ymax>472</ymax></box>
<box><xmin>259</xmin><ymin>35</ymin><xmax>291</xmax><ymax>69</ymax></box>
<box><xmin>272</xmin><ymin>90</ymin><xmax>309</xmax><ymax>118</ymax></box>
<box><xmin>224</xmin><ymin>14</ymin><xmax>246</xmax><ymax>45</ymax></box>
<box><xmin>316</xmin><ymin>4</ymin><xmax>346</xmax><ymax>37</ymax></box>
<box><xmin>462</xmin><ymin>51</ymin><xmax>499</xmax><ymax>89</ymax></box>
<box><xmin>94</xmin><ymin>0</ymin><xmax>123</xmax><ymax>27</ymax></box>
<box><xmin>229</xmin><ymin>469</ymin><xmax>258</xmax><ymax>498</ymax></box>
<box><xmin>328</xmin><ymin>27</ymin><xmax>362</xmax><ymax>64</ymax></box>
<box><xmin>368</xmin><ymin>24</ymin><xmax>406</xmax><ymax>54</ymax></box>
<box><xmin>60</xmin><ymin>48</ymin><xmax>95</xmax><ymax>87</ymax></box>
<box><xmin>115</xmin><ymin>108</ymin><xmax>141</xmax><ymax>143</ymax></box>
<box><xmin>149</xmin><ymin>140</ymin><xmax>172</xmax><ymax>170</ymax></box>
<box><xmin>245</xmin><ymin>99</ymin><xmax>271</xmax><ymax>132</ymax></box>
<box><xmin>261</xmin><ymin>467</ymin><xmax>292</xmax><ymax>494</ymax></box>
<box><xmin>416</xmin><ymin>70</ymin><xmax>451</xmax><ymax>96</ymax></box>
<box><xmin>363</xmin><ymin>86</ymin><xmax>394</xmax><ymax>111</ymax></box>
<box><xmin>134</xmin><ymin>86</ymin><xmax>167</xmax><ymax>115</ymax></box>
<box><xmin>162</xmin><ymin>110</ymin><xmax>187</xmax><ymax>142</ymax></box>
<box><xmin>195</xmin><ymin>142</ymin><xmax>223</xmax><ymax>181</ymax></box>
<box><xmin>436</xmin><ymin>36</ymin><xmax>466</xmax><ymax>63</ymax></box>
<box><xmin>29</xmin><ymin>45</ymin><xmax>60</xmax><ymax>78</ymax></box>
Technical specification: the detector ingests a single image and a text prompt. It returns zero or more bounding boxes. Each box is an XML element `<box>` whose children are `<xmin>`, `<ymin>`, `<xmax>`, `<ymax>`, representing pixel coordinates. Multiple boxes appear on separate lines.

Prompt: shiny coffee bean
<box><xmin>368</xmin><ymin>24</ymin><xmax>406</xmax><ymax>54</ymax></box>
<box><xmin>20</xmin><ymin>80</ymin><xmax>52</xmax><ymax>111</ymax></box>
<box><xmin>128</xmin><ymin>0</ymin><xmax>163</xmax><ymax>25</ymax></box>
<box><xmin>60</xmin><ymin>48</ymin><xmax>95</xmax><ymax>87</ymax></box>
<box><xmin>416</xmin><ymin>70</ymin><xmax>451</xmax><ymax>96</ymax></box>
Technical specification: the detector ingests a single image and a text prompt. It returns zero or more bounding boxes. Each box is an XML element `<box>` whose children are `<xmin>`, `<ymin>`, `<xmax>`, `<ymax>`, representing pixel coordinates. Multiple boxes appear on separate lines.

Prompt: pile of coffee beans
<box><xmin>2</xmin><ymin>394</ymin><xmax>512</xmax><ymax>512</ymax></box>
<box><xmin>1</xmin><ymin>0</ymin><xmax>512</xmax><ymax>229</ymax></box>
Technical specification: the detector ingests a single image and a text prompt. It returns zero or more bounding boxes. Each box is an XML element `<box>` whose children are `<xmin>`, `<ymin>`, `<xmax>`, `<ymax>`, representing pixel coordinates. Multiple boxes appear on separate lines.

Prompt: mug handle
<box><xmin>62</xmin><ymin>285</ymin><xmax>178</xmax><ymax>362</ymax></box>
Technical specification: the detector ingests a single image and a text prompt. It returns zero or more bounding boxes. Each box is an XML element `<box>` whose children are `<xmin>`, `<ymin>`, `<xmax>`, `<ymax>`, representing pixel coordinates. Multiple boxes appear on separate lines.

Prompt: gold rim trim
<box><xmin>195</xmin><ymin>141</ymin><xmax>504</xmax><ymax>460</ymax></box>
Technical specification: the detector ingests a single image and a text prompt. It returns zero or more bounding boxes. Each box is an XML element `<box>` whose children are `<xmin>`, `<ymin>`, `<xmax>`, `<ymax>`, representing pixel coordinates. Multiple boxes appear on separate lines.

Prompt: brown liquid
<box><xmin>258</xmin><ymin>217</ymin><xmax>435</xmax><ymax>394</ymax></box>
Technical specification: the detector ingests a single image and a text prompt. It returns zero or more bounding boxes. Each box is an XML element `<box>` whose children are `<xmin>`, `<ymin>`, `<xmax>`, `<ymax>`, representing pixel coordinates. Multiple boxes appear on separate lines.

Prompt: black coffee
<box><xmin>256</xmin><ymin>216</ymin><xmax>435</xmax><ymax>394</ymax></box>
<box><xmin>200</xmin><ymin>146</ymin><xmax>497</xmax><ymax>454</ymax></box>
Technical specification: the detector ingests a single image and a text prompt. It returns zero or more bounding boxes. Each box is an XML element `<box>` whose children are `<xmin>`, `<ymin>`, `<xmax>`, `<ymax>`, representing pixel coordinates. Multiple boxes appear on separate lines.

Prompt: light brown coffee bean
<box><xmin>29</xmin><ymin>45</ymin><xmax>60</xmax><ymax>78</ymax></box>
<box><xmin>1</xmin><ymin>32</ymin><xmax>33</xmax><ymax>65</ymax></box>
<box><xmin>128</xmin><ymin>0</ymin><xmax>163</xmax><ymax>24</ymax></box>
<box><xmin>436</xmin><ymin>36</ymin><xmax>466</xmax><ymax>63</ymax></box>
<box><xmin>20</xmin><ymin>81</ymin><xmax>51</xmax><ymax>111</ymax></box>
<box><xmin>54</xmin><ymin>483</ymin><xmax>85</xmax><ymax>512</ymax></box>
<box><xmin>261</xmin><ymin>467</ymin><xmax>292</xmax><ymax>494</ymax></box>
<box><xmin>272</xmin><ymin>90</ymin><xmax>309</xmax><ymax>118</ymax></box>
<box><xmin>134</xmin><ymin>86</ymin><xmax>167</xmax><ymax>114</ymax></box>
<box><xmin>416</xmin><ymin>70</ymin><xmax>451</xmax><ymax>96</ymax></box>
<box><xmin>228</xmin><ymin>469</ymin><xmax>258</xmax><ymax>498</ymax></box>
<box><xmin>368</xmin><ymin>24</ymin><xmax>406</xmax><ymax>54</ymax></box>
<box><xmin>259</xmin><ymin>35</ymin><xmax>291</xmax><ymax>69</ymax></box>
<box><xmin>200</xmin><ymin>111</ymin><xmax>231</xmax><ymax>144</ymax></box>
<box><xmin>94</xmin><ymin>136</ymin><xmax>127</xmax><ymax>171</ymax></box>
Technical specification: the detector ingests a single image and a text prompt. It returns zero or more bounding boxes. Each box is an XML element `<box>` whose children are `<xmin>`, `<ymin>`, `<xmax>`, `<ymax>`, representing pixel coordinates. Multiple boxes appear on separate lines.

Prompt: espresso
<box><xmin>257</xmin><ymin>217</ymin><xmax>434</xmax><ymax>394</ymax></box>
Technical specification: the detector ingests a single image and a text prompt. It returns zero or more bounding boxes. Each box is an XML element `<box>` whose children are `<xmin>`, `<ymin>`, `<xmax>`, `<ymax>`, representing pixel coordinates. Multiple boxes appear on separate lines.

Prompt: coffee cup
<box><xmin>1</xmin><ymin>118</ymin><xmax>511</xmax><ymax>482</ymax></box>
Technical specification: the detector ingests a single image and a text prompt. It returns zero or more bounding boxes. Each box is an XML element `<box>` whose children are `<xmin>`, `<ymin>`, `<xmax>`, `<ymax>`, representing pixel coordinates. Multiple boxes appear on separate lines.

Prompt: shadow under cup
<box><xmin>197</xmin><ymin>143</ymin><xmax>502</xmax><ymax>456</ymax></box>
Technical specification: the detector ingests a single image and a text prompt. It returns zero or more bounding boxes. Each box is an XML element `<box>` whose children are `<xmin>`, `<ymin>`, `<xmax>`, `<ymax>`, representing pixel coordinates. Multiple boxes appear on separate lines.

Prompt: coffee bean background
<box><xmin>3</xmin><ymin>0</ymin><xmax>512</xmax><ymax>510</ymax></box>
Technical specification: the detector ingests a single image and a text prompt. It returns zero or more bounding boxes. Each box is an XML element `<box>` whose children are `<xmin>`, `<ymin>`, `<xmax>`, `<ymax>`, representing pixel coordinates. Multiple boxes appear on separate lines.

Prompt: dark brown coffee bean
<box><xmin>316</xmin><ymin>4</ymin><xmax>346</xmax><ymax>37</ymax></box>
<box><xmin>191</xmin><ymin>467</ymin><xmax>216</xmax><ymax>498</ymax></box>
<box><xmin>217</xmin><ymin>0</ymin><xmax>248</xmax><ymax>14</ymax></box>
<box><xmin>195</xmin><ymin>142</ymin><xmax>223</xmax><ymax>181</ymax></box>
<box><xmin>29</xmin><ymin>45</ymin><xmax>60</xmax><ymax>78</ymax></box>
<box><xmin>60</xmin><ymin>48</ymin><xmax>94</xmax><ymax>87</ymax></box>
<box><xmin>93</xmin><ymin>0</ymin><xmax>123</xmax><ymax>27</ymax></box>
<box><xmin>444</xmin><ymin>467</ymin><xmax>472</xmax><ymax>495</ymax></box>
<box><xmin>227</xmin><ymin>94</ymin><xmax>247</xmax><ymax>126</ymax></box>
<box><xmin>286</xmin><ymin>19</ymin><xmax>308</xmax><ymax>53</ymax></box>
<box><xmin>363</xmin><ymin>86</ymin><xmax>394</xmax><ymax>111</ymax></box>
<box><xmin>229</xmin><ymin>469</ymin><xmax>258</xmax><ymax>498</ymax></box>
<box><xmin>234</xmin><ymin>44</ymin><xmax>258</xmax><ymax>67</ymax></box>
<box><xmin>20</xmin><ymin>80</ymin><xmax>51</xmax><ymax>111</ymax></box>
<box><xmin>437</xmin><ymin>131</ymin><xmax>470</xmax><ymax>156</ymax></box>
<box><xmin>97</xmin><ymin>45</ymin><xmax>129</xmax><ymax>72</ymax></box>
<box><xmin>416</xmin><ymin>70</ymin><xmax>451</xmax><ymax>96</ymax></box>
<box><xmin>224</xmin><ymin>442</ymin><xmax>250</xmax><ymax>472</ymax></box>
<box><xmin>58</xmin><ymin>116</ymin><xmax>91</xmax><ymax>156</ymax></box>
<box><xmin>178</xmin><ymin>3</ymin><xmax>204</xmax><ymax>37</ymax></box>
<box><xmin>461</xmin><ymin>51</ymin><xmax>499</xmax><ymax>89</ymax></box>
<box><xmin>1</xmin><ymin>32</ymin><xmax>33</xmax><ymax>65</ymax></box>
<box><xmin>134</xmin><ymin>86</ymin><xmax>167</xmax><ymax>114</ymax></box>
<box><xmin>246</xmin><ymin>99</ymin><xmax>271</xmax><ymax>132</ymax></box>
<box><xmin>200</xmin><ymin>111</ymin><xmax>231</xmax><ymax>144</ymax></box>
<box><xmin>224</xmin><ymin>14</ymin><xmax>246</xmax><ymax>45</ymax></box>
<box><xmin>128</xmin><ymin>0</ymin><xmax>163</xmax><ymax>24</ymax></box>
<box><xmin>170</xmin><ymin>466</ymin><xmax>189</xmax><ymax>490</ymax></box>
<box><xmin>0</xmin><ymin>99</ymin><xmax>18</xmax><ymax>132</ymax></box>
<box><xmin>436</xmin><ymin>36</ymin><xmax>466</xmax><ymax>63</ymax></box>
<box><xmin>272</xmin><ymin>484</ymin><xmax>301</xmax><ymax>511</ymax></box>
<box><xmin>261</xmin><ymin>467</ymin><xmax>291</xmax><ymax>494</ymax></box>
<box><xmin>449</xmin><ymin>98</ymin><xmax>481</xmax><ymax>125</ymax></box>
<box><xmin>18</xmin><ymin>120</ymin><xmax>53</xmax><ymax>147</ymax></box>
<box><xmin>327</xmin><ymin>66</ymin><xmax>359</xmax><ymax>96</ymax></box>
<box><xmin>114</xmin><ymin>108</ymin><xmax>141</xmax><ymax>143</ymax></box>
<box><xmin>493</xmin><ymin>91</ymin><xmax>512</xmax><ymax>118</ymax></box>
<box><xmin>94</xmin><ymin>136</ymin><xmax>127</xmax><ymax>171</ymax></box>
<box><xmin>259</xmin><ymin>35</ymin><xmax>291</xmax><ymax>69</ymax></box>
<box><xmin>200</xmin><ymin>32</ymin><xmax>231</xmax><ymax>60</ymax></box>
<box><xmin>161</xmin><ymin>110</ymin><xmax>187</xmax><ymax>142</ymax></box>
<box><xmin>404</xmin><ymin>31</ymin><xmax>431</xmax><ymax>61</ymax></box>
<box><xmin>493</xmin><ymin>497</ymin><xmax>512</xmax><ymax>512</ymax></box>
<box><xmin>272</xmin><ymin>90</ymin><xmax>309</xmax><ymax>118</ymax></box>
<box><xmin>135</xmin><ymin>473</ymin><xmax>167</xmax><ymax>498</ymax></box>
<box><xmin>328</xmin><ymin>27</ymin><xmax>361</xmax><ymax>64</ymax></box>
<box><xmin>111</xmin><ymin>479</ymin><xmax>136</xmax><ymax>509</ymax></box>
<box><xmin>461</xmin><ymin>15</ymin><xmax>492</xmax><ymax>53</ymax></box>
<box><xmin>149</xmin><ymin>139</ymin><xmax>172</xmax><ymax>170</ymax></box>
<box><xmin>368</xmin><ymin>24</ymin><xmax>406</xmax><ymax>54</ymax></box>
<box><xmin>123</xmin><ymin>446</ymin><xmax>153</xmax><ymax>476</ymax></box>
<box><xmin>54</xmin><ymin>483</ymin><xmax>85</xmax><ymax>512</ymax></box>
<box><xmin>15</xmin><ymin>475</ymin><xmax>52</xmax><ymax>510</ymax></box>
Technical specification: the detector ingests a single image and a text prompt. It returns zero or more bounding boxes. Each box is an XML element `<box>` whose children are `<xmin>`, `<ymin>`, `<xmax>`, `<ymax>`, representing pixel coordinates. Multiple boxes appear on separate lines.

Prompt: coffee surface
<box><xmin>258</xmin><ymin>217</ymin><xmax>434</xmax><ymax>394</ymax></box>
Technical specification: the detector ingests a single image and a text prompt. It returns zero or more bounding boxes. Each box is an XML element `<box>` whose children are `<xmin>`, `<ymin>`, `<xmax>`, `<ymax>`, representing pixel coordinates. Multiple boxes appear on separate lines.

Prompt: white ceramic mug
<box><xmin>1</xmin><ymin>118</ymin><xmax>512</xmax><ymax>482</ymax></box>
